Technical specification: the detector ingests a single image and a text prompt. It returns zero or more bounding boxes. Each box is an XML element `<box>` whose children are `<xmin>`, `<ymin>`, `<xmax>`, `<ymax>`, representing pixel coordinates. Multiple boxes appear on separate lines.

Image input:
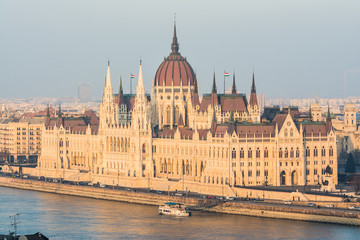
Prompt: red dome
<box><xmin>154</xmin><ymin>24</ymin><xmax>196</xmax><ymax>87</ymax></box>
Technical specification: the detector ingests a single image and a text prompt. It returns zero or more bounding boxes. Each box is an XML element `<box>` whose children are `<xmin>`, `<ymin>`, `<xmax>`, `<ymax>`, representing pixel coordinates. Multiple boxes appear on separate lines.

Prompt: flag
<box><xmin>224</xmin><ymin>72</ymin><xmax>230</xmax><ymax>77</ymax></box>
<box><xmin>130</xmin><ymin>74</ymin><xmax>135</xmax><ymax>79</ymax></box>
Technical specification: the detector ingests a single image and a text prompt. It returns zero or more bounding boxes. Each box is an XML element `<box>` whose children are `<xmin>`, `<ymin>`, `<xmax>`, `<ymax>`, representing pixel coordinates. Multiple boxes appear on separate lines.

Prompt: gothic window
<box><xmin>174</xmin><ymin>106</ymin><xmax>179</xmax><ymax>125</ymax></box>
<box><xmin>264</xmin><ymin>148</ymin><xmax>268</xmax><ymax>158</ymax></box>
<box><xmin>279</xmin><ymin>148</ymin><xmax>283</xmax><ymax>158</ymax></box>
<box><xmin>290</xmin><ymin>148</ymin><xmax>294</xmax><ymax>158</ymax></box>
<box><xmin>248</xmin><ymin>170</ymin><xmax>252</xmax><ymax>177</ymax></box>
<box><xmin>248</xmin><ymin>148</ymin><xmax>252</xmax><ymax>158</ymax></box>
<box><xmin>296</xmin><ymin>148</ymin><xmax>300</xmax><ymax>158</ymax></box>
<box><xmin>256</xmin><ymin>148</ymin><xmax>260</xmax><ymax>158</ymax></box>
<box><xmin>232</xmin><ymin>148</ymin><xmax>236</xmax><ymax>159</ymax></box>
<box><xmin>314</xmin><ymin>147</ymin><xmax>318</xmax><ymax>157</ymax></box>
<box><xmin>321</xmin><ymin>146</ymin><xmax>326</xmax><ymax>157</ymax></box>
<box><xmin>166</xmin><ymin>106</ymin><xmax>171</xmax><ymax>125</ymax></box>
<box><xmin>306</xmin><ymin>147</ymin><xmax>310</xmax><ymax>157</ymax></box>
<box><xmin>240</xmin><ymin>148</ymin><xmax>244</xmax><ymax>158</ymax></box>
<box><xmin>284</xmin><ymin>129</ymin><xmax>288</xmax><ymax>137</ymax></box>
<box><xmin>142</xmin><ymin>143</ymin><xmax>146</xmax><ymax>153</ymax></box>
<box><xmin>284</xmin><ymin>148</ymin><xmax>289</xmax><ymax>158</ymax></box>
<box><xmin>329</xmin><ymin>146</ymin><xmax>333</xmax><ymax>157</ymax></box>
<box><xmin>290</xmin><ymin>129</ymin><xmax>294</xmax><ymax>137</ymax></box>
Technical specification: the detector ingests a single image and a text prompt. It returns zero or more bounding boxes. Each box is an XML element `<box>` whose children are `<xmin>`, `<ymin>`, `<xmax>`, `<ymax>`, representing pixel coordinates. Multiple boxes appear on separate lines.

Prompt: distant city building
<box><xmin>36</xmin><ymin>24</ymin><xmax>337</xmax><ymax>190</ymax></box>
<box><xmin>0</xmin><ymin>118</ymin><xmax>43</xmax><ymax>163</ymax></box>
<box><xmin>78</xmin><ymin>83</ymin><xmax>92</xmax><ymax>102</ymax></box>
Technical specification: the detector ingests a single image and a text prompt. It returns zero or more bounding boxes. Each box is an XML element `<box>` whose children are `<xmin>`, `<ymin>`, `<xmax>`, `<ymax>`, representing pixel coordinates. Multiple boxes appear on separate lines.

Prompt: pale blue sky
<box><xmin>1</xmin><ymin>0</ymin><xmax>359</xmax><ymax>99</ymax></box>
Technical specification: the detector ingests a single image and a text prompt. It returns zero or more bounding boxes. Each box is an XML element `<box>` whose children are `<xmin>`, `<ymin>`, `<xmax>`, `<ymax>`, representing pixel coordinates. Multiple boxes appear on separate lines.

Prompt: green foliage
<box><xmin>345</xmin><ymin>153</ymin><xmax>356</xmax><ymax>173</ymax></box>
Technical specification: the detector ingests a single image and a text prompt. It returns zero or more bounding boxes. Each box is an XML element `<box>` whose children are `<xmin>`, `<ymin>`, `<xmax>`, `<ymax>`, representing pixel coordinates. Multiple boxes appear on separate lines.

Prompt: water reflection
<box><xmin>0</xmin><ymin>187</ymin><xmax>359</xmax><ymax>239</ymax></box>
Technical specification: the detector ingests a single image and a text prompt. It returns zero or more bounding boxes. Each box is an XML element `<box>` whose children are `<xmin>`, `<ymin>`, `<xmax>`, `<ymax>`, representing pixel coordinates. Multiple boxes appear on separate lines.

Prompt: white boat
<box><xmin>159</xmin><ymin>202</ymin><xmax>191</xmax><ymax>217</ymax></box>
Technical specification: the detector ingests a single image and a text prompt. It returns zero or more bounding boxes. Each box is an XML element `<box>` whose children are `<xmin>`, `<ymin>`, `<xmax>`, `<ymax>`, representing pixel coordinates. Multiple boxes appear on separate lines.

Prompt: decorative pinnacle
<box><xmin>232</xmin><ymin>72</ymin><xmax>237</xmax><ymax>94</ymax></box>
<box><xmin>251</xmin><ymin>71</ymin><xmax>256</xmax><ymax>93</ymax></box>
<box><xmin>171</xmin><ymin>18</ymin><xmax>179</xmax><ymax>54</ymax></box>
<box><xmin>212</xmin><ymin>71</ymin><xmax>217</xmax><ymax>93</ymax></box>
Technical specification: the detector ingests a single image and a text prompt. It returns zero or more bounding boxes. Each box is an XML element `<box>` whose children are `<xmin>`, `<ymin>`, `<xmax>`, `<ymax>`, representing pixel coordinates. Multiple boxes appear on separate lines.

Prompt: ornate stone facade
<box><xmin>37</xmin><ymin>25</ymin><xmax>338</xmax><ymax>188</ymax></box>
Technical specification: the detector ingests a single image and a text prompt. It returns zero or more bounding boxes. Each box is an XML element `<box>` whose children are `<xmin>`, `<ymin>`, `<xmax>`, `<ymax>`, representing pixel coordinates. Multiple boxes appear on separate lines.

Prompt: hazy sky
<box><xmin>1</xmin><ymin>0</ymin><xmax>360</xmax><ymax>99</ymax></box>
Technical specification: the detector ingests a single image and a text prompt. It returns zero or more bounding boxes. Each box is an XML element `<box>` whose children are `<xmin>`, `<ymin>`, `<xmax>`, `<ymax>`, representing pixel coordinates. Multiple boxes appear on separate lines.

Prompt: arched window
<box><xmin>329</xmin><ymin>146</ymin><xmax>333</xmax><ymax>157</ymax></box>
<box><xmin>314</xmin><ymin>147</ymin><xmax>318</xmax><ymax>157</ymax></box>
<box><xmin>174</xmin><ymin>106</ymin><xmax>179</xmax><ymax>125</ymax></box>
<box><xmin>284</xmin><ymin>129</ymin><xmax>288</xmax><ymax>137</ymax></box>
<box><xmin>321</xmin><ymin>146</ymin><xmax>326</xmax><ymax>157</ymax></box>
<box><xmin>296</xmin><ymin>148</ymin><xmax>300</xmax><ymax>158</ymax></box>
<box><xmin>306</xmin><ymin>147</ymin><xmax>310</xmax><ymax>157</ymax></box>
<box><xmin>248</xmin><ymin>148</ymin><xmax>252</xmax><ymax>158</ymax></box>
<box><xmin>264</xmin><ymin>148</ymin><xmax>268</xmax><ymax>158</ymax></box>
<box><xmin>279</xmin><ymin>148</ymin><xmax>283</xmax><ymax>158</ymax></box>
<box><xmin>240</xmin><ymin>148</ymin><xmax>244</xmax><ymax>158</ymax></box>
<box><xmin>256</xmin><ymin>148</ymin><xmax>260</xmax><ymax>158</ymax></box>
<box><xmin>166</xmin><ymin>106</ymin><xmax>171</xmax><ymax>125</ymax></box>
<box><xmin>284</xmin><ymin>148</ymin><xmax>289</xmax><ymax>158</ymax></box>
<box><xmin>232</xmin><ymin>148</ymin><xmax>236</xmax><ymax>159</ymax></box>
<box><xmin>142</xmin><ymin>143</ymin><xmax>146</xmax><ymax>153</ymax></box>
<box><xmin>290</xmin><ymin>148</ymin><xmax>294</xmax><ymax>158</ymax></box>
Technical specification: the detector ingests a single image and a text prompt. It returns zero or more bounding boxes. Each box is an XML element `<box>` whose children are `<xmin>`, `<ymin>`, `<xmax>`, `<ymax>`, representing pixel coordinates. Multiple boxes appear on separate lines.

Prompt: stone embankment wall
<box><xmin>1</xmin><ymin>177</ymin><xmax>360</xmax><ymax>226</ymax></box>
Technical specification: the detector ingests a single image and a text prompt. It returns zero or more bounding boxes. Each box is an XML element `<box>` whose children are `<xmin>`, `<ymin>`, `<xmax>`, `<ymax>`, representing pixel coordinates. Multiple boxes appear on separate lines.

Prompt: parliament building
<box><xmin>37</xmin><ymin>24</ymin><xmax>338</xmax><ymax>191</ymax></box>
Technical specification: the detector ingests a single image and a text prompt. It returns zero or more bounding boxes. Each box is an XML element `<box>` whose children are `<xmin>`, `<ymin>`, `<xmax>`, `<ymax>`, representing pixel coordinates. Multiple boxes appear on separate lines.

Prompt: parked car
<box><xmin>348</xmin><ymin>206</ymin><xmax>360</xmax><ymax>210</ymax></box>
<box><xmin>99</xmin><ymin>184</ymin><xmax>106</xmax><ymax>188</ymax></box>
<box><xmin>226</xmin><ymin>197</ymin><xmax>234</xmax><ymax>201</ymax></box>
<box><xmin>325</xmin><ymin>204</ymin><xmax>334</xmax><ymax>208</ymax></box>
<box><xmin>307</xmin><ymin>203</ymin><xmax>316</xmax><ymax>207</ymax></box>
<box><xmin>175</xmin><ymin>192</ymin><xmax>183</xmax><ymax>196</ymax></box>
<box><xmin>284</xmin><ymin>201</ymin><xmax>292</xmax><ymax>205</ymax></box>
<box><xmin>88</xmin><ymin>182</ymin><xmax>94</xmax><ymax>186</ymax></box>
<box><xmin>22</xmin><ymin>175</ymin><xmax>29</xmax><ymax>179</ymax></box>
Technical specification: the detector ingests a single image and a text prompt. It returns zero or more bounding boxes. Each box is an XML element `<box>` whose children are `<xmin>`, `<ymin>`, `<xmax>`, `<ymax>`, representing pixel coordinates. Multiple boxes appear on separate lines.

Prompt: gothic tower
<box><xmin>248</xmin><ymin>72</ymin><xmax>260</xmax><ymax>123</ymax></box>
<box><xmin>99</xmin><ymin>62</ymin><xmax>116</xmax><ymax>129</ymax></box>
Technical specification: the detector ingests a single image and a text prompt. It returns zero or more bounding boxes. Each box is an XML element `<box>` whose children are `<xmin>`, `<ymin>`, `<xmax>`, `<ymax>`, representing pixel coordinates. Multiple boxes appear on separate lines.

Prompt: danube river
<box><xmin>0</xmin><ymin>187</ymin><xmax>359</xmax><ymax>239</ymax></box>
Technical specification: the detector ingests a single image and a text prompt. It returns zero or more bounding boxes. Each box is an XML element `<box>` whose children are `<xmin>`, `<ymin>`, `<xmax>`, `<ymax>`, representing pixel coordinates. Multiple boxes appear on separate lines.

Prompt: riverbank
<box><xmin>1</xmin><ymin>176</ymin><xmax>359</xmax><ymax>226</ymax></box>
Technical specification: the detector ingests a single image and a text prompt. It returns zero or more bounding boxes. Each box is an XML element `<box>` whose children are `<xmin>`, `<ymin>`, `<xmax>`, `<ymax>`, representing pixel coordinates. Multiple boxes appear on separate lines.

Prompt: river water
<box><xmin>0</xmin><ymin>187</ymin><xmax>359</xmax><ymax>239</ymax></box>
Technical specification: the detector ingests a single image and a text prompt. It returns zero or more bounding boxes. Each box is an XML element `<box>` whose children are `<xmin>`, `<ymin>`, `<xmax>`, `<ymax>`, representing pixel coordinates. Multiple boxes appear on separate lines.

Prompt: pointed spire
<box><xmin>249</xmin><ymin>71</ymin><xmax>258</xmax><ymax>107</ymax></box>
<box><xmin>119</xmin><ymin>75</ymin><xmax>123</xmax><ymax>95</ymax></box>
<box><xmin>171</xmin><ymin>17</ymin><xmax>179</xmax><ymax>54</ymax></box>
<box><xmin>326</xmin><ymin>105</ymin><xmax>331</xmax><ymax>122</ymax></box>
<box><xmin>136</xmin><ymin>62</ymin><xmax>145</xmax><ymax>95</ymax></box>
<box><xmin>309</xmin><ymin>104</ymin><xmax>312</xmax><ymax>118</ymax></box>
<box><xmin>231</xmin><ymin>72</ymin><xmax>237</xmax><ymax>94</ymax></box>
<box><xmin>212</xmin><ymin>72</ymin><xmax>217</xmax><ymax>93</ymax></box>
<box><xmin>105</xmin><ymin>62</ymin><xmax>112</xmax><ymax>87</ymax></box>
<box><xmin>251</xmin><ymin>71</ymin><xmax>256</xmax><ymax>93</ymax></box>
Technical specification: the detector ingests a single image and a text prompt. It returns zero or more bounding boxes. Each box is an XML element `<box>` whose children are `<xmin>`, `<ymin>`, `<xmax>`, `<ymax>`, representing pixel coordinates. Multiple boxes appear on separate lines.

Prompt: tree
<box><xmin>345</xmin><ymin>153</ymin><xmax>356</xmax><ymax>173</ymax></box>
<box><xmin>349</xmin><ymin>176</ymin><xmax>360</xmax><ymax>194</ymax></box>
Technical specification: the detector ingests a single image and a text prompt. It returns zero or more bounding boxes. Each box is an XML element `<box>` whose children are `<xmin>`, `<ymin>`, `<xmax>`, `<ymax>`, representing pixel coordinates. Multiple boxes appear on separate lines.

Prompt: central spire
<box><xmin>171</xmin><ymin>19</ymin><xmax>179</xmax><ymax>54</ymax></box>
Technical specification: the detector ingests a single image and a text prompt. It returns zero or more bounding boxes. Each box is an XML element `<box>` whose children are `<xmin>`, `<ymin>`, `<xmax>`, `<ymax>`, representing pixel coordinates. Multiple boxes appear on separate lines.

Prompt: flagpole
<box><xmin>130</xmin><ymin>73</ymin><xmax>132</xmax><ymax>94</ymax></box>
<box><xmin>224</xmin><ymin>70</ymin><xmax>225</xmax><ymax>94</ymax></box>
